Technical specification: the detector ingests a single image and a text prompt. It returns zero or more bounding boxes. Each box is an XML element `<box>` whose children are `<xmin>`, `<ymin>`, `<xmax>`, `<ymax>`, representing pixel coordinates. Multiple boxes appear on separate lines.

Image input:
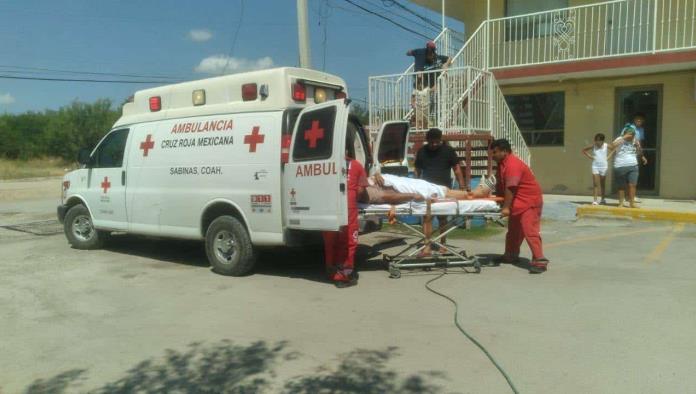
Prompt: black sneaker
<box><xmin>529</xmin><ymin>259</ymin><xmax>549</xmax><ymax>274</ymax></box>
<box><xmin>334</xmin><ymin>278</ymin><xmax>358</xmax><ymax>288</ymax></box>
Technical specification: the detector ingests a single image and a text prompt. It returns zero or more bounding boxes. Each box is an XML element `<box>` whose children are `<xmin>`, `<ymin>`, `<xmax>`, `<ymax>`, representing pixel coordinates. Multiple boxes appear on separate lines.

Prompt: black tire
<box><xmin>63</xmin><ymin>204</ymin><xmax>104</xmax><ymax>250</ymax></box>
<box><xmin>205</xmin><ymin>215</ymin><xmax>256</xmax><ymax>276</ymax></box>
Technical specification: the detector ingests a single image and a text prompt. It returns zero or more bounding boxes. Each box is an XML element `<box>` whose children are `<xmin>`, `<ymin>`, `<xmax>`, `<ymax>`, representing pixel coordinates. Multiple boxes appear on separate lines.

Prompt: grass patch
<box><xmin>0</xmin><ymin>158</ymin><xmax>74</xmax><ymax>180</ymax></box>
<box><xmin>381</xmin><ymin>222</ymin><xmax>504</xmax><ymax>240</ymax></box>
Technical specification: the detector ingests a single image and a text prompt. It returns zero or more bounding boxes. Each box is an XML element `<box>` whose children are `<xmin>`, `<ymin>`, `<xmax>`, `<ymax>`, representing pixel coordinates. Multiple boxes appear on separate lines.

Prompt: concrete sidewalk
<box><xmin>543</xmin><ymin>194</ymin><xmax>696</xmax><ymax>223</ymax></box>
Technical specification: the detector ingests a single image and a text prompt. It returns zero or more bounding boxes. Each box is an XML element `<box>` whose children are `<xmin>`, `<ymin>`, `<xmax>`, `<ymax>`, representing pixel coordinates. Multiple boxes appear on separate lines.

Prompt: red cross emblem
<box><xmin>140</xmin><ymin>134</ymin><xmax>155</xmax><ymax>157</ymax></box>
<box><xmin>304</xmin><ymin>120</ymin><xmax>324</xmax><ymax>148</ymax></box>
<box><xmin>244</xmin><ymin>126</ymin><xmax>265</xmax><ymax>153</ymax></box>
<box><xmin>290</xmin><ymin>188</ymin><xmax>296</xmax><ymax>198</ymax></box>
<box><xmin>101</xmin><ymin>176</ymin><xmax>111</xmax><ymax>194</ymax></box>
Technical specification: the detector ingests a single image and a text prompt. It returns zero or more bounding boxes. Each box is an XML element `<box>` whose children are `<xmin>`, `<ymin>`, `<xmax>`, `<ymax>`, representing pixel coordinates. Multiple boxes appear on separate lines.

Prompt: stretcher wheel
<box><xmin>473</xmin><ymin>258</ymin><xmax>482</xmax><ymax>274</ymax></box>
<box><xmin>389</xmin><ymin>267</ymin><xmax>401</xmax><ymax>279</ymax></box>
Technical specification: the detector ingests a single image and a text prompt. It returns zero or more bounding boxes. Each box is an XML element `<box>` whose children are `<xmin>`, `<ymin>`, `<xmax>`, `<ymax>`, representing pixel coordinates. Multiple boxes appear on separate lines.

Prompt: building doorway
<box><xmin>615</xmin><ymin>86</ymin><xmax>662</xmax><ymax>194</ymax></box>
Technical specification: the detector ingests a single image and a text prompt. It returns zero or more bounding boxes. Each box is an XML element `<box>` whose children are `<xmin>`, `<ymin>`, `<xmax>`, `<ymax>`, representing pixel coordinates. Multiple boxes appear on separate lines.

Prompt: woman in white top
<box><xmin>610</xmin><ymin>125</ymin><xmax>647</xmax><ymax>208</ymax></box>
<box><xmin>582</xmin><ymin>133</ymin><xmax>614</xmax><ymax>205</ymax></box>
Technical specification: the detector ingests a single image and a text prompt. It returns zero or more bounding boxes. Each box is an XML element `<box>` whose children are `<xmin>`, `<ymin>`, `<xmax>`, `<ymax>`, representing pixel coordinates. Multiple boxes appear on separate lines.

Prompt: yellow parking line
<box><xmin>644</xmin><ymin>223</ymin><xmax>686</xmax><ymax>263</ymax></box>
<box><xmin>545</xmin><ymin>226</ymin><xmax>670</xmax><ymax>249</ymax></box>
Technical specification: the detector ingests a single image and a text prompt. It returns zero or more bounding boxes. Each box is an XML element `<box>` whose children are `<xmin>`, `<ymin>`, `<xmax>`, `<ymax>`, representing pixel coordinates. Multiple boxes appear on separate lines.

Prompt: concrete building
<box><xmin>402</xmin><ymin>0</ymin><xmax>696</xmax><ymax>198</ymax></box>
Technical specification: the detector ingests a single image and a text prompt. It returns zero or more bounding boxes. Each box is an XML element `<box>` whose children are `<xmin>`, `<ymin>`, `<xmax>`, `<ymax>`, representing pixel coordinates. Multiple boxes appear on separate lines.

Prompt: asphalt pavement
<box><xmin>2</xmin><ymin>177</ymin><xmax>695</xmax><ymax>393</ymax></box>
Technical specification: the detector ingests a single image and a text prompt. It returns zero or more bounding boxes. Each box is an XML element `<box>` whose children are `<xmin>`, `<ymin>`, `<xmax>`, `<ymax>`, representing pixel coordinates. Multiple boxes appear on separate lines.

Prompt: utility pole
<box><xmin>441</xmin><ymin>0</ymin><xmax>446</xmax><ymax>30</ymax></box>
<box><xmin>297</xmin><ymin>0</ymin><xmax>312</xmax><ymax>69</ymax></box>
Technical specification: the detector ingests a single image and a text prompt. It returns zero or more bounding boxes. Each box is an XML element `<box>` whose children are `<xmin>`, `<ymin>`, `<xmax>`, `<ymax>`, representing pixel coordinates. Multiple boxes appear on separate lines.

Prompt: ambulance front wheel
<box><xmin>63</xmin><ymin>204</ymin><xmax>104</xmax><ymax>250</ymax></box>
<box><xmin>206</xmin><ymin>216</ymin><xmax>256</xmax><ymax>276</ymax></box>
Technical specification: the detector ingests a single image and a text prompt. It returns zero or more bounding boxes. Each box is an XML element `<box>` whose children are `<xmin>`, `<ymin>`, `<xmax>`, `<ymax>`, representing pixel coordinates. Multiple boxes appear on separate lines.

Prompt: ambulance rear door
<box><xmin>372</xmin><ymin>121</ymin><xmax>410</xmax><ymax>176</ymax></box>
<box><xmin>283</xmin><ymin>99</ymin><xmax>349</xmax><ymax>231</ymax></box>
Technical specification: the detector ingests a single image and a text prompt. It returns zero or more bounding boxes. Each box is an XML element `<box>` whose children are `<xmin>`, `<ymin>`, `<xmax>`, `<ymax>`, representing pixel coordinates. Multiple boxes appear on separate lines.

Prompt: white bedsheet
<box><xmin>359</xmin><ymin>199</ymin><xmax>499</xmax><ymax>215</ymax></box>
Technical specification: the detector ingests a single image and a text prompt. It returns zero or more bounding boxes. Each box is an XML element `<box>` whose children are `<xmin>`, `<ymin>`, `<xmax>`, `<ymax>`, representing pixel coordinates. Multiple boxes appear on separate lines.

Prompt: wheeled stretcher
<box><xmin>359</xmin><ymin>199</ymin><xmax>502</xmax><ymax>278</ymax></box>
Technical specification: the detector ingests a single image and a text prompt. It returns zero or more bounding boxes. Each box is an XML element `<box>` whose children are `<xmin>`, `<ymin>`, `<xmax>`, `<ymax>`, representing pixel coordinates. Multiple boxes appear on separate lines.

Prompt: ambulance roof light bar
<box><xmin>292</xmin><ymin>82</ymin><xmax>306</xmax><ymax>102</ymax></box>
<box><xmin>242</xmin><ymin>83</ymin><xmax>258</xmax><ymax>101</ymax></box>
<box><xmin>149</xmin><ymin>96</ymin><xmax>161</xmax><ymax>112</ymax></box>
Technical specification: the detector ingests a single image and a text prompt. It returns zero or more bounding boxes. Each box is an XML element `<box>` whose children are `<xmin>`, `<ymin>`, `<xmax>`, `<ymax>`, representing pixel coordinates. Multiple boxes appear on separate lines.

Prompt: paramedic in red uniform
<box><xmin>491</xmin><ymin>139</ymin><xmax>550</xmax><ymax>274</ymax></box>
<box><xmin>322</xmin><ymin>133</ymin><xmax>368</xmax><ymax>288</ymax></box>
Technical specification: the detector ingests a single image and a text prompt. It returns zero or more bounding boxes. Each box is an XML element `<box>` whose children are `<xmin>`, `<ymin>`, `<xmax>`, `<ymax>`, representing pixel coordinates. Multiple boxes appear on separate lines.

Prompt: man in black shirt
<box><xmin>414</xmin><ymin>128</ymin><xmax>466</xmax><ymax>254</ymax></box>
<box><xmin>406</xmin><ymin>41</ymin><xmax>451</xmax><ymax>89</ymax></box>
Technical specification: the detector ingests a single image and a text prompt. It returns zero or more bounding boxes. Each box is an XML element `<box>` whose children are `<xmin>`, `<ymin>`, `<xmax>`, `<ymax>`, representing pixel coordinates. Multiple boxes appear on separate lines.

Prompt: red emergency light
<box><xmin>281</xmin><ymin>134</ymin><xmax>292</xmax><ymax>164</ymax></box>
<box><xmin>242</xmin><ymin>83</ymin><xmax>257</xmax><ymax>101</ymax></box>
<box><xmin>292</xmin><ymin>82</ymin><xmax>306</xmax><ymax>102</ymax></box>
<box><xmin>335</xmin><ymin>91</ymin><xmax>346</xmax><ymax>99</ymax></box>
<box><xmin>149</xmin><ymin>96</ymin><xmax>161</xmax><ymax>112</ymax></box>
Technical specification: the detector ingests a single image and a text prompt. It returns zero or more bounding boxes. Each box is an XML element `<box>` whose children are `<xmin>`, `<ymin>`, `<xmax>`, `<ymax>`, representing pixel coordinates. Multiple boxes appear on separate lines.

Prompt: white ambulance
<box><xmin>57</xmin><ymin>67</ymin><xmax>410</xmax><ymax>276</ymax></box>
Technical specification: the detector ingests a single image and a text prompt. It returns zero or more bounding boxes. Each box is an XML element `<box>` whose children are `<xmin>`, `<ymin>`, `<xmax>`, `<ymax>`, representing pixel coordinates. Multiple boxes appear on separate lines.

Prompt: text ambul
<box><xmin>295</xmin><ymin>162</ymin><xmax>338</xmax><ymax>177</ymax></box>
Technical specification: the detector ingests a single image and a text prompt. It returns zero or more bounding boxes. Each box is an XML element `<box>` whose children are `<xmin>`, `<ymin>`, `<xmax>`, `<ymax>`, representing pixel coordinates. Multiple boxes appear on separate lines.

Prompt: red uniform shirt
<box><xmin>496</xmin><ymin>154</ymin><xmax>543</xmax><ymax>215</ymax></box>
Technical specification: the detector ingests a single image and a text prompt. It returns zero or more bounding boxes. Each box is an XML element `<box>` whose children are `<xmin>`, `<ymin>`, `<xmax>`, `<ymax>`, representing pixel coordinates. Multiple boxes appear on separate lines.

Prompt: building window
<box><xmin>505</xmin><ymin>92</ymin><xmax>565</xmax><ymax>147</ymax></box>
<box><xmin>504</xmin><ymin>0</ymin><xmax>568</xmax><ymax>40</ymax></box>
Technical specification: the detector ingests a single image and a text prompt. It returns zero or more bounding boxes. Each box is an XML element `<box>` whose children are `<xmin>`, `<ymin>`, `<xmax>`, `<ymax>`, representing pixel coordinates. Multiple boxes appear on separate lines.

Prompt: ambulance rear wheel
<box><xmin>64</xmin><ymin>204</ymin><xmax>104</xmax><ymax>250</ymax></box>
<box><xmin>206</xmin><ymin>216</ymin><xmax>256</xmax><ymax>276</ymax></box>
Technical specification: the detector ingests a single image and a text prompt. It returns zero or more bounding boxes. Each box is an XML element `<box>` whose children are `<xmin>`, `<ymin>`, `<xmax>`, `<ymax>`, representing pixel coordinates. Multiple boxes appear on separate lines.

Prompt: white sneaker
<box><xmin>634</xmin><ymin>197</ymin><xmax>642</xmax><ymax>203</ymax></box>
<box><xmin>592</xmin><ymin>201</ymin><xmax>599</xmax><ymax>205</ymax></box>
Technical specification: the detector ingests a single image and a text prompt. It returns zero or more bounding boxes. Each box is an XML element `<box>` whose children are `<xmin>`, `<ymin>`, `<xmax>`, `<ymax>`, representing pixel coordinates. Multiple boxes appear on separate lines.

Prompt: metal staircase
<box><xmin>369</xmin><ymin>26</ymin><xmax>531</xmax><ymax>173</ymax></box>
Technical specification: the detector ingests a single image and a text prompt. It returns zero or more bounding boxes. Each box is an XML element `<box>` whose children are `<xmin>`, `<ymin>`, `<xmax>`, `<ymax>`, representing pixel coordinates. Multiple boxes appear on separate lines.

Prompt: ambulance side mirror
<box><xmin>77</xmin><ymin>148</ymin><xmax>91</xmax><ymax>167</ymax></box>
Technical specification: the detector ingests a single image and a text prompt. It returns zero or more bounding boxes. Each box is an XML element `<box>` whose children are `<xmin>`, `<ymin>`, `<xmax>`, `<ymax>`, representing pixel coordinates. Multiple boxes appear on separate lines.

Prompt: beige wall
<box><xmin>500</xmin><ymin>70</ymin><xmax>696</xmax><ymax>199</ymax></box>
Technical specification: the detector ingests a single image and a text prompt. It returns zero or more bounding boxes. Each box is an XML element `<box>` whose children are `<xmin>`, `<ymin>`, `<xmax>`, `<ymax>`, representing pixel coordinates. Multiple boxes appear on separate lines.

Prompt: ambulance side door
<box><xmin>84</xmin><ymin>128</ymin><xmax>130</xmax><ymax>230</ymax></box>
<box><xmin>372</xmin><ymin>121</ymin><xmax>410</xmax><ymax>176</ymax></box>
<box><xmin>283</xmin><ymin>100</ymin><xmax>349</xmax><ymax>231</ymax></box>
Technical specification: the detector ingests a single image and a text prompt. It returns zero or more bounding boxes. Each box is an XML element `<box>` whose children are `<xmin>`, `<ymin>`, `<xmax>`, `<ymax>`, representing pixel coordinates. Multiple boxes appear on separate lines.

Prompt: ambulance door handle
<box><xmin>339</xmin><ymin>183</ymin><xmax>345</xmax><ymax>193</ymax></box>
<box><xmin>121</xmin><ymin>171</ymin><xmax>126</xmax><ymax>186</ymax></box>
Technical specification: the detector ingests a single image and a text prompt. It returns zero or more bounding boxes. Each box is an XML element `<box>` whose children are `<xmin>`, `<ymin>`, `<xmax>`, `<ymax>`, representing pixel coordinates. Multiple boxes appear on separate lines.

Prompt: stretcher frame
<box><xmin>360</xmin><ymin>199</ymin><xmax>502</xmax><ymax>278</ymax></box>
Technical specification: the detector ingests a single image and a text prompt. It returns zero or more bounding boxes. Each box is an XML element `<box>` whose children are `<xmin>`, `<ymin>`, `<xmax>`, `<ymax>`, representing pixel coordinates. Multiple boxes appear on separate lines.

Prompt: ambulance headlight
<box><xmin>192</xmin><ymin>89</ymin><xmax>206</xmax><ymax>106</ymax></box>
<box><xmin>314</xmin><ymin>88</ymin><xmax>327</xmax><ymax>103</ymax></box>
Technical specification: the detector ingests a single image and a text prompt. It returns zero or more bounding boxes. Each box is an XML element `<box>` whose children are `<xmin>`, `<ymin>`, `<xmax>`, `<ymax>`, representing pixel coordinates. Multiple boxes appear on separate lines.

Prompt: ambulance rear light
<box><xmin>292</xmin><ymin>82</ymin><xmax>306</xmax><ymax>102</ymax></box>
<box><xmin>149</xmin><ymin>96</ymin><xmax>161</xmax><ymax>112</ymax></box>
<box><xmin>242</xmin><ymin>83</ymin><xmax>257</xmax><ymax>101</ymax></box>
<box><xmin>192</xmin><ymin>89</ymin><xmax>206</xmax><ymax>106</ymax></box>
<box><xmin>335</xmin><ymin>91</ymin><xmax>347</xmax><ymax>99</ymax></box>
<box><xmin>281</xmin><ymin>134</ymin><xmax>292</xmax><ymax>164</ymax></box>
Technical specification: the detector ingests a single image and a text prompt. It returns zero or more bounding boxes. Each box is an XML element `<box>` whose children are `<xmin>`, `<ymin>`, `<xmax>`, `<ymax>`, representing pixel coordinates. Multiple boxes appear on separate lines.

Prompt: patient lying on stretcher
<box><xmin>358</xmin><ymin>173</ymin><xmax>496</xmax><ymax>205</ymax></box>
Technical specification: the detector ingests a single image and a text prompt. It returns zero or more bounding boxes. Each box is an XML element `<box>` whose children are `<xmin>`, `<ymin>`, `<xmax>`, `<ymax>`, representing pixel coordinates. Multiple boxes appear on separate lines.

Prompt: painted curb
<box><xmin>576</xmin><ymin>205</ymin><xmax>696</xmax><ymax>224</ymax></box>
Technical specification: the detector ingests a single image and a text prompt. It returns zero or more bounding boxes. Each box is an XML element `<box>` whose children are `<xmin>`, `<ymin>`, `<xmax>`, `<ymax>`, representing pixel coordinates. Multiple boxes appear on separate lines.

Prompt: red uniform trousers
<box><xmin>505</xmin><ymin>205</ymin><xmax>544</xmax><ymax>261</ymax></box>
<box><xmin>322</xmin><ymin>207</ymin><xmax>359</xmax><ymax>281</ymax></box>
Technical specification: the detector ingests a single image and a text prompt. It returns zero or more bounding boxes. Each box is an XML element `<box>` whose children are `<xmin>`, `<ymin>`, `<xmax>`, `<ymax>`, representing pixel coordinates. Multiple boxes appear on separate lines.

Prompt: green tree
<box><xmin>350</xmin><ymin>102</ymin><xmax>369</xmax><ymax>125</ymax></box>
<box><xmin>44</xmin><ymin>99</ymin><xmax>120</xmax><ymax>160</ymax></box>
<box><xmin>0</xmin><ymin>99</ymin><xmax>120</xmax><ymax>161</ymax></box>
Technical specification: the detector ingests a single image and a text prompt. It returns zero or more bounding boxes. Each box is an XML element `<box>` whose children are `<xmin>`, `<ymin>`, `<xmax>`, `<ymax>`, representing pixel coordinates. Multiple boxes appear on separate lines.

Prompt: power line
<box><xmin>342</xmin><ymin>0</ymin><xmax>432</xmax><ymax>40</ymax></box>
<box><xmin>380</xmin><ymin>0</ymin><xmax>442</xmax><ymax>30</ymax></box>
<box><xmin>360</xmin><ymin>0</ymin><xmax>441</xmax><ymax>35</ymax></box>
<box><xmin>222</xmin><ymin>0</ymin><xmax>245</xmax><ymax>75</ymax></box>
<box><xmin>0</xmin><ymin>64</ymin><xmax>186</xmax><ymax>81</ymax></box>
<box><xmin>0</xmin><ymin>74</ymin><xmax>170</xmax><ymax>84</ymax></box>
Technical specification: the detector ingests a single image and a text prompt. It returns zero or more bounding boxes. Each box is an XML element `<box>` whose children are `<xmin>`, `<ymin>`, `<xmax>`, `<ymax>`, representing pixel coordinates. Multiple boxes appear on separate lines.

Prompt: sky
<box><xmin>0</xmin><ymin>0</ymin><xmax>464</xmax><ymax>114</ymax></box>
